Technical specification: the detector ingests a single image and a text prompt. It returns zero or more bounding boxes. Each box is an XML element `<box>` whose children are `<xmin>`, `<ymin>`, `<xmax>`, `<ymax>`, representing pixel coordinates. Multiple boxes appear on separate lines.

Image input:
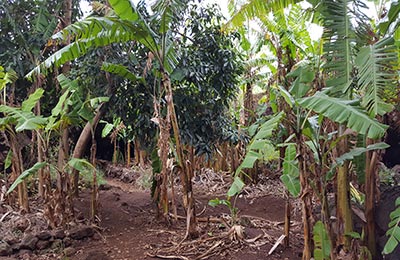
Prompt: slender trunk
<box><xmin>297</xmin><ymin>134</ymin><xmax>312</xmax><ymax>260</ymax></box>
<box><xmin>336</xmin><ymin>133</ymin><xmax>353</xmax><ymax>250</ymax></box>
<box><xmin>284</xmin><ymin>195</ymin><xmax>291</xmax><ymax>247</ymax></box>
<box><xmin>10</xmin><ymin>133</ymin><xmax>29</xmax><ymax>212</ymax></box>
<box><xmin>72</xmin><ymin>104</ymin><xmax>105</xmax><ymax>196</ymax></box>
<box><xmin>90</xmin><ymin>131</ymin><xmax>98</xmax><ymax>221</ymax></box>
<box><xmin>126</xmin><ymin>140</ymin><xmax>131</xmax><ymax>167</ymax></box>
<box><xmin>365</xmin><ymin>138</ymin><xmax>377</xmax><ymax>258</ymax></box>
<box><xmin>163</xmin><ymin>72</ymin><xmax>198</xmax><ymax>238</ymax></box>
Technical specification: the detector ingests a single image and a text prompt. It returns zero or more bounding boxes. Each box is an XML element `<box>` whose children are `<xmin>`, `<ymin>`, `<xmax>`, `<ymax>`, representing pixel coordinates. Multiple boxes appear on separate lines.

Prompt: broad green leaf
<box><xmin>355</xmin><ymin>38</ymin><xmax>397</xmax><ymax>117</ymax></box>
<box><xmin>102</xmin><ymin>123</ymin><xmax>114</xmax><ymax>138</ymax></box>
<box><xmin>7</xmin><ymin>162</ymin><xmax>47</xmax><ymax>194</ymax></box>
<box><xmin>383</xmin><ymin>197</ymin><xmax>400</xmax><ymax>254</ymax></box>
<box><xmin>108</xmin><ymin>0</ymin><xmax>139</xmax><ymax>22</ymax></box>
<box><xmin>21</xmin><ymin>88</ymin><xmax>44</xmax><ymax>112</ymax></box>
<box><xmin>227</xmin><ymin>176</ymin><xmax>245</xmax><ymax>197</ymax></box>
<box><xmin>68</xmin><ymin>158</ymin><xmax>95</xmax><ymax>173</ymax></box>
<box><xmin>313</xmin><ymin>221</ymin><xmax>331</xmax><ymax>260</ymax></box>
<box><xmin>327</xmin><ymin>142</ymin><xmax>390</xmax><ymax>180</ymax></box>
<box><xmin>299</xmin><ymin>92</ymin><xmax>388</xmax><ymax>139</ymax></box>
<box><xmin>235</xmin><ymin>112</ymin><xmax>284</xmax><ymax>175</ymax></box>
<box><xmin>280</xmin><ymin>143</ymin><xmax>300</xmax><ymax>197</ymax></box>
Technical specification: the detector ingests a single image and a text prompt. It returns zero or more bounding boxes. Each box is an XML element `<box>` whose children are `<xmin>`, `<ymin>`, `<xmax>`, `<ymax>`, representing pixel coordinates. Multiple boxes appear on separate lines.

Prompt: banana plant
<box><xmin>27</xmin><ymin>0</ymin><xmax>199</xmax><ymax>237</ymax></box>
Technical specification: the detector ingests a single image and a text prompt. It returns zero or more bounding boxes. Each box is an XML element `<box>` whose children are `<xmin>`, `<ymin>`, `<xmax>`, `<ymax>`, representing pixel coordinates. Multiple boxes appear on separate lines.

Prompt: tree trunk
<box><xmin>336</xmin><ymin>132</ymin><xmax>353</xmax><ymax>250</ymax></box>
<box><xmin>365</xmin><ymin>138</ymin><xmax>377</xmax><ymax>258</ymax></box>
<box><xmin>163</xmin><ymin>72</ymin><xmax>198</xmax><ymax>238</ymax></box>
<box><xmin>72</xmin><ymin>104</ymin><xmax>105</xmax><ymax>196</ymax></box>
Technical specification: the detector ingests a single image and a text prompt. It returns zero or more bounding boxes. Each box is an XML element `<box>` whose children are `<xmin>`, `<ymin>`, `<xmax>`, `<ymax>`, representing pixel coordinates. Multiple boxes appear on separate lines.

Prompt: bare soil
<box><xmin>70</xmin><ymin>167</ymin><xmax>303</xmax><ymax>260</ymax></box>
<box><xmin>1</xmin><ymin>166</ymin><xmax>304</xmax><ymax>260</ymax></box>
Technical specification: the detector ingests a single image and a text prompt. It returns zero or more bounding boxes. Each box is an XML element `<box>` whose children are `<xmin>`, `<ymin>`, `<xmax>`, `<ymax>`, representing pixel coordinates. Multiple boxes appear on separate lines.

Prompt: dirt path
<box><xmin>70</xmin><ymin>177</ymin><xmax>303</xmax><ymax>260</ymax></box>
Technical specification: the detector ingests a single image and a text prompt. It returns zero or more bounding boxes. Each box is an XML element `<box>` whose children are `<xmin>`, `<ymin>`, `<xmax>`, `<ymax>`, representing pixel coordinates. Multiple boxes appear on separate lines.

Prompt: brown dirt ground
<box><xmin>69</xmin><ymin>172</ymin><xmax>303</xmax><ymax>260</ymax></box>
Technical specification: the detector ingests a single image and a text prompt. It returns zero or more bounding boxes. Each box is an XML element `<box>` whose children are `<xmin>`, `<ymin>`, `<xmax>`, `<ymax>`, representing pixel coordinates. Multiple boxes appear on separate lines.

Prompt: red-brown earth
<box><xmin>0</xmin><ymin>165</ymin><xmax>303</xmax><ymax>260</ymax></box>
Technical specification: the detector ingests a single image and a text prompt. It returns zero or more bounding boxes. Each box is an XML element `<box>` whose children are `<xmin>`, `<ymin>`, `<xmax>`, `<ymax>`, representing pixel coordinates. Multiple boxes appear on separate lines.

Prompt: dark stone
<box><xmin>37</xmin><ymin>231</ymin><xmax>52</xmax><ymax>240</ymax></box>
<box><xmin>13</xmin><ymin>218</ymin><xmax>29</xmax><ymax>232</ymax></box>
<box><xmin>0</xmin><ymin>241</ymin><xmax>12</xmax><ymax>256</ymax></box>
<box><xmin>36</xmin><ymin>240</ymin><xmax>50</xmax><ymax>250</ymax></box>
<box><xmin>54</xmin><ymin>229</ymin><xmax>66</xmax><ymax>239</ymax></box>
<box><xmin>68</xmin><ymin>226</ymin><xmax>95</xmax><ymax>240</ymax></box>
<box><xmin>19</xmin><ymin>234</ymin><xmax>38</xmax><ymax>250</ymax></box>
<box><xmin>64</xmin><ymin>247</ymin><xmax>76</xmax><ymax>257</ymax></box>
<box><xmin>92</xmin><ymin>232</ymin><xmax>102</xmax><ymax>241</ymax></box>
<box><xmin>63</xmin><ymin>237</ymin><xmax>72</xmax><ymax>247</ymax></box>
<box><xmin>85</xmin><ymin>251</ymin><xmax>111</xmax><ymax>260</ymax></box>
<box><xmin>50</xmin><ymin>239</ymin><xmax>63</xmax><ymax>250</ymax></box>
<box><xmin>3</xmin><ymin>235</ymin><xmax>19</xmax><ymax>246</ymax></box>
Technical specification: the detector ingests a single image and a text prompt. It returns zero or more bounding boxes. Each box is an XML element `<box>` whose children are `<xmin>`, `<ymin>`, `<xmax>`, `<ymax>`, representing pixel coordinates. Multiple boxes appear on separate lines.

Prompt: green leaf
<box><xmin>7</xmin><ymin>162</ymin><xmax>47</xmax><ymax>194</ymax></box>
<box><xmin>102</xmin><ymin>123</ymin><xmax>114</xmax><ymax>138</ymax></box>
<box><xmin>235</xmin><ymin>112</ymin><xmax>284</xmax><ymax>175</ymax></box>
<box><xmin>4</xmin><ymin>150</ymin><xmax>12</xmax><ymax>171</ymax></box>
<box><xmin>208</xmin><ymin>198</ymin><xmax>231</xmax><ymax>208</ymax></box>
<box><xmin>327</xmin><ymin>142</ymin><xmax>390</xmax><ymax>180</ymax></box>
<box><xmin>379</xmin><ymin>1</ymin><xmax>400</xmax><ymax>35</ymax></box>
<box><xmin>101</xmin><ymin>62</ymin><xmax>145</xmax><ymax>84</ymax></box>
<box><xmin>108</xmin><ymin>0</ymin><xmax>139</xmax><ymax>22</ymax></box>
<box><xmin>21</xmin><ymin>88</ymin><xmax>44</xmax><ymax>112</ymax></box>
<box><xmin>298</xmin><ymin>92</ymin><xmax>388</xmax><ymax>139</ymax></box>
<box><xmin>227</xmin><ymin>176</ymin><xmax>245</xmax><ymax>197</ymax></box>
<box><xmin>67</xmin><ymin>158</ymin><xmax>95</xmax><ymax>173</ymax></box>
<box><xmin>383</xmin><ymin>197</ymin><xmax>400</xmax><ymax>254</ymax></box>
<box><xmin>280</xmin><ymin>143</ymin><xmax>300</xmax><ymax>197</ymax></box>
<box><xmin>313</xmin><ymin>221</ymin><xmax>331</xmax><ymax>260</ymax></box>
<box><xmin>355</xmin><ymin>38</ymin><xmax>397</xmax><ymax>117</ymax></box>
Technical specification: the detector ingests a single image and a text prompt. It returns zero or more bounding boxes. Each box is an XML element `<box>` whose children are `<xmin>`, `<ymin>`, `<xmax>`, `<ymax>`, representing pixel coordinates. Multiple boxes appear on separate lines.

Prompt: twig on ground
<box><xmin>268</xmin><ymin>234</ymin><xmax>286</xmax><ymax>255</ymax></box>
<box><xmin>146</xmin><ymin>252</ymin><xmax>189</xmax><ymax>260</ymax></box>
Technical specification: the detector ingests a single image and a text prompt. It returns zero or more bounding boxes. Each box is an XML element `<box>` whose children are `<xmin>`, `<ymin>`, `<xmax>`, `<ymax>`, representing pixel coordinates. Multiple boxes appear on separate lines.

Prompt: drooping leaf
<box><xmin>298</xmin><ymin>91</ymin><xmax>388</xmax><ymax>139</ymax></box>
<box><xmin>280</xmin><ymin>143</ymin><xmax>300</xmax><ymax>197</ymax></box>
<box><xmin>21</xmin><ymin>88</ymin><xmax>44</xmax><ymax>112</ymax></box>
<box><xmin>355</xmin><ymin>37</ymin><xmax>397</xmax><ymax>117</ymax></box>
<box><xmin>227</xmin><ymin>176</ymin><xmax>245</xmax><ymax>197</ymax></box>
<box><xmin>313</xmin><ymin>221</ymin><xmax>331</xmax><ymax>260</ymax></box>
<box><xmin>7</xmin><ymin>162</ymin><xmax>47</xmax><ymax>194</ymax></box>
<box><xmin>101</xmin><ymin>62</ymin><xmax>145</xmax><ymax>83</ymax></box>
<box><xmin>68</xmin><ymin>158</ymin><xmax>95</xmax><ymax>173</ymax></box>
<box><xmin>102</xmin><ymin>123</ymin><xmax>114</xmax><ymax>138</ymax></box>
<box><xmin>327</xmin><ymin>142</ymin><xmax>390</xmax><ymax>180</ymax></box>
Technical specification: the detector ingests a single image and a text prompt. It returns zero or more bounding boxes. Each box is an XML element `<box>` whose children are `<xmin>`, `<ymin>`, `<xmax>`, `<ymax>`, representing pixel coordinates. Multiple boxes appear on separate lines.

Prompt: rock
<box><xmin>36</xmin><ymin>231</ymin><xmax>52</xmax><ymax>240</ymax></box>
<box><xmin>0</xmin><ymin>241</ymin><xmax>12</xmax><ymax>256</ymax></box>
<box><xmin>63</xmin><ymin>237</ymin><xmax>72</xmax><ymax>247</ymax></box>
<box><xmin>92</xmin><ymin>232</ymin><xmax>102</xmax><ymax>241</ymax></box>
<box><xmin>19</xmin><ymin>234</ymin><xmax>38</xmax><ymax>250</ymax></box>
<box><xmin>53</xmin><ymin>229</ymin><xmax>65</xmax><ymax>239</ymax></box>
<box><xmin>50</xmin><ymin>239</ymin><xmax>63</xmax><ymax>250</ymax></box>
<box><xmin>63</xmin><ymin>247</ymin><xmax>76</xmax><ymax>257</ymax></box>
<box><xmin>17</xmin><ymin>249</ymin><xmax>32</xmax><ymax>257</ymax></box>
<box><xmin>13</xmin><ymin>218</ymin><xmax>29</xmax><ymax>232</ymax></box>
<box><xmin>3</xmin><ymin>235</ymin><xmax>19</xmax><ymax>246</ymax></box>
<box><xmin>85</xmin><ymin>251</ymin><xmax>111</xmax><ymax>260</ymax></box>
<box><xmin>36</xmin><ymin>240</ymin><xmax>50</xmax><ymax>250</ymax></box>
<box><xmin>69</xmin><ymin>226</ymin><xmax>95</xmax><ymax>240</ymax></box>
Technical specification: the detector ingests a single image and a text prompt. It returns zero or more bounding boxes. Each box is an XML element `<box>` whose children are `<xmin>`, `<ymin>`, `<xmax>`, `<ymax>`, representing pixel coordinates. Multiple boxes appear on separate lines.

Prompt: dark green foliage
<box><xmin>173</xmin><ymin>3</ymin><xmax>244</xmax><ymax>157</ymax></box>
